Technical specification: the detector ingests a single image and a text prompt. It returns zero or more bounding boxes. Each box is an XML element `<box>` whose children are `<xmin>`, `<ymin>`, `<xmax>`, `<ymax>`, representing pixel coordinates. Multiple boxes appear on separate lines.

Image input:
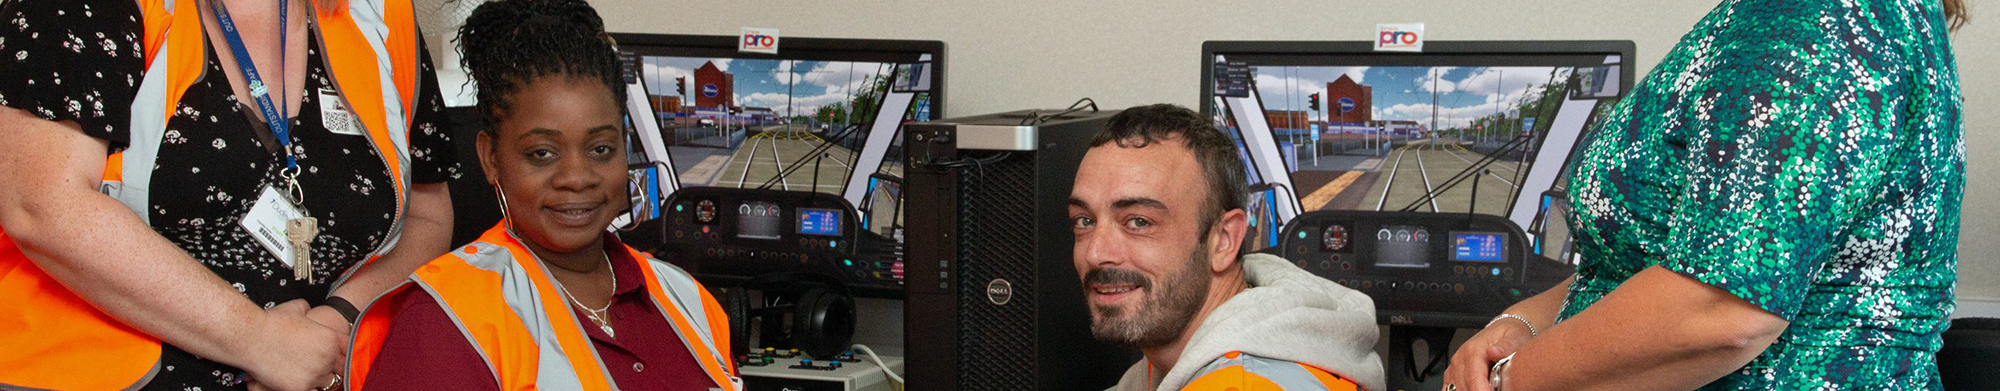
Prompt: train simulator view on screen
<box><xmin>638</xmin><ymin>56</ymin><xmax>932</xmax><ymax>201</ymax></box>
<box><xmin>1205</xmin><ymin>43</ymin><xmax>1629</xmax><ymax>256</ymax></box>
<box><xmin>613</xmin><ymin>35</ymin><xmax>942</xmax><ymax>299</ymax></box>
<box><xmin>1229</xmin><ymin>65</ymin><xmax>1576</xmax><ymax>214</ymax></box>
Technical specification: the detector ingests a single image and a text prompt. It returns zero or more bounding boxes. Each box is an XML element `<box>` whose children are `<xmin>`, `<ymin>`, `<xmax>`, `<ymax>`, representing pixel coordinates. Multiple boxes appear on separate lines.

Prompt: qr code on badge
<box><xmin>320</xmin><ymin>92</ymin><xmax>366</xmax><ymax>136</ymax></box>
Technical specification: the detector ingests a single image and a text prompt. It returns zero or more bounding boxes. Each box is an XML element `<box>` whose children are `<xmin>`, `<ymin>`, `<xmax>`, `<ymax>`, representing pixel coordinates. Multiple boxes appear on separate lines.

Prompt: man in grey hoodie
<box><xmin>1068</xmin><ymin>104</ymin><xmax>1385</xmax><ymax>391</ymax></box>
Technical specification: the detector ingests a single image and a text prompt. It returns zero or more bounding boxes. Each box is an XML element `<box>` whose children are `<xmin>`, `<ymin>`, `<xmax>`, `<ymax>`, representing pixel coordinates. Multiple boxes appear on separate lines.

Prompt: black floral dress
<box><xmin>0</xmin><ymin>0</ymin><xmax>460</xmax><ymax>389</ymax></box>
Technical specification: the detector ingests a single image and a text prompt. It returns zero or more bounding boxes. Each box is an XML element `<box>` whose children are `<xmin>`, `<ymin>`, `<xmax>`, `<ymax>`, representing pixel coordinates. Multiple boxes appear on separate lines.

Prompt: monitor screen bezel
<box><xmin>1199</xmin><ymin>40</ymin><xmax>1636</xmax><ymax>120</ymax></box>
<box><xmin>609</xmin><ymin>33</ymin><xmax>947</xmax><ymax>119</ymax></box>
<box><xmin>1199</xmin><ymin>40</ymin><xmax>1637</xmax><ymax>221</ymax></box>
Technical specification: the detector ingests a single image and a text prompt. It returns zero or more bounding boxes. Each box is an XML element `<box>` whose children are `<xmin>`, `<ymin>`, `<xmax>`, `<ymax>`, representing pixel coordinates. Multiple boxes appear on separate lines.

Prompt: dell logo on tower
<box><xmin>987</xmin><ymin>279</ymin><xmax>1013</xmax><ymax>305</ymax></box>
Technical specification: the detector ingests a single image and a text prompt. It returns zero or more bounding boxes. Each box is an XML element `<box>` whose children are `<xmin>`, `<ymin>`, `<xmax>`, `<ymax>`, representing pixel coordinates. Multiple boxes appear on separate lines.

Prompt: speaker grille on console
<box><xmin>956</xmin><ymin>156</ymin><xmax>1038</xmax><ymax>390</ymax></box>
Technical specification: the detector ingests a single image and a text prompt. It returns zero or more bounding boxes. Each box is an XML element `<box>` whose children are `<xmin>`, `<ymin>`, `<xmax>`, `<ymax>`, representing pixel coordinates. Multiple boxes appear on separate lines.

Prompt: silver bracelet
<box><xmin>1487</xmin><ymin>313</ymin><xmax>1538</xmax><ymax>337</ymax></box>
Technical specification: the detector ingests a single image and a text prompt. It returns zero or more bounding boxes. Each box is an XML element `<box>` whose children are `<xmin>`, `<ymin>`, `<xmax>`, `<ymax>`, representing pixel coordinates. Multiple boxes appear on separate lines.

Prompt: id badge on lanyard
<box><xmin>210</xmin><ymin>0</ymin><xmax>321</xmax><ymax>282</ymax></box>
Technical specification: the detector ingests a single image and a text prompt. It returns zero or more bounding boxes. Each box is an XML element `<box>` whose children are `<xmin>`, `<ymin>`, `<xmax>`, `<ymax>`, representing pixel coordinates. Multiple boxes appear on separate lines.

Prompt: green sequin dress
<box><xmin>1556</xmin><ymin>0</ymin><xmax>1963</xmax><ymax>388</ymax></box>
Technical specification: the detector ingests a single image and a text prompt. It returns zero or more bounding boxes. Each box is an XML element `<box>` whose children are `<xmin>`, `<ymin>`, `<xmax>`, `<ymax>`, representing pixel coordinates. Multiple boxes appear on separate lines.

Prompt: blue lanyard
<box><xmin>208</xmin><ymin>0</ymin><xmax>295</xmax><ymax>172</ymax></box>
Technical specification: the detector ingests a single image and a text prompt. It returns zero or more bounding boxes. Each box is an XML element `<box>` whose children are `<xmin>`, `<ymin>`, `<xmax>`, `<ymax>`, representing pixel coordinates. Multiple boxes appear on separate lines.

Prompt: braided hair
<box><xmin>456</xmin><ymin>0</ymin><xmax>626</xmax><ymax>130</ymax></box>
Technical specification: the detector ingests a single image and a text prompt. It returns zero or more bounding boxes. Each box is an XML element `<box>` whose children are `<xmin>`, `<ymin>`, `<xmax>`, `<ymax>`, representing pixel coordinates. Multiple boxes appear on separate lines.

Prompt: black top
<box><xmin>0</xmin><ymin>0</ymin><xmax>459</xmax><ymax>389</ymax></box>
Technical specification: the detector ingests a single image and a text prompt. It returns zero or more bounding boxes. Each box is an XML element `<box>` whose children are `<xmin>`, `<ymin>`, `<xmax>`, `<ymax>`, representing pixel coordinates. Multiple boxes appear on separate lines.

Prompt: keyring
<box><xmin>280</xmin><ymin>166</ymin><xmax>307</xmax><ymax>205</ymax></box>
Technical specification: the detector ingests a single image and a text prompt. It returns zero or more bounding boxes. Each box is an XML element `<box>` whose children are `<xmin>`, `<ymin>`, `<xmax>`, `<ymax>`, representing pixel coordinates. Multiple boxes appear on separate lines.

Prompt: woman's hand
<box><xmin>237</xmin><ymin>299</ymin><xmax>347</xmax><ymax>391</ymax></box>
<box><xmin>306</xmin><ymin>304</ymin><xmax>354</xmax><ymax>337</ymax></box>
<box><xmin>1440</xmin><ymin>319</ymin><xmax>1533</xmax><ymax>391</ymax></box>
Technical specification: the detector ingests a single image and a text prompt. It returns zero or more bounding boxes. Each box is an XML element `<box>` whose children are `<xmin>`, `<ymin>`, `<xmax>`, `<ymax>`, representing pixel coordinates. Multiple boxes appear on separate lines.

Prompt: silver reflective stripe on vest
<box><xmin>108</xmin><ymin>0</ymin><xmax>184</xmax><ymax>223</ymax></box>
<box><xmin>338</xmin><ymin>0</ymin><xmax>412</xmax><ymax>217</ymax></box>
<box><xmin>402</xmin><ymin>276</ymin><xmax>502</xmax><ymax>387</ymax></box>
<box><xmin>114</xmin><ymin>0</ymin><xmax>412</xmax><ymax>269</ymax></box>
<box><xmin>340</xmin><ymin>0</ymin><xmax>409</xmax><ymax>155</ymax></box>
<box><xmin>312</xmin><ymin>0</ymin><xmax>414</xmax><ymax>291</ymax></box>
<box><xmin>645</xmin><ymin>260</ymin><xmax>731</xmax><ymax>369</ymax></box>
<box><xmin>455</xmin><ymin>241</ymin><xmax>608</xmax><ymax>390</ymax></box>
<box><xmin>326</xmin><ymin>0</ymin><xmax>412</xmax><ymax>292</ymax></box>
<box><xmin>440</xmin><ymin>238</ymin><xmax>728</xmax><ymax>390</ymax></box>
<box><xmin>1190</xmin><ymin>354</ymin><xmax>1336</xmax><ymax>391</ymax></box>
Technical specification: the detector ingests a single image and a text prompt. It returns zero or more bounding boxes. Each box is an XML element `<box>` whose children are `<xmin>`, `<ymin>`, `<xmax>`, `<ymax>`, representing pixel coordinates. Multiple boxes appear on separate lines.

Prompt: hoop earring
<box><xmin>494</xmin><ymin>180</ymin><xmax>517</xmax><ymax>234</ymax></box>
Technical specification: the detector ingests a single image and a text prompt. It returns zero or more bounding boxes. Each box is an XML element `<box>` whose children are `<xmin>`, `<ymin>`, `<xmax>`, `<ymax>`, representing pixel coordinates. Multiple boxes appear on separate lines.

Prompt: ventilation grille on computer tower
<box><xmin>955</xmin><ymin>156</ymin><xmax>1038</xmax><ymax>390</ymax></box>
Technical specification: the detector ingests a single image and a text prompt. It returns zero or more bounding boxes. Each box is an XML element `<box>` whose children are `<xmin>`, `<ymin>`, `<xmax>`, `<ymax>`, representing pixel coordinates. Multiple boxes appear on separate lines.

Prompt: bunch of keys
<box><xmin>280</xmin><ymin>170</ymin><xmax>320</xmax><ymax>283</ymax></box>
<box><xmin>287</xmin><ymin>217</ymin><xmax>319</xmax><ymax>283</ymax></box>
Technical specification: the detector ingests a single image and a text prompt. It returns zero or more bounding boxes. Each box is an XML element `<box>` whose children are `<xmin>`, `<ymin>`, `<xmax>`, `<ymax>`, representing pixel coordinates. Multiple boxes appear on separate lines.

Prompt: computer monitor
<box><xmin>1212</xmin><ymin>42</ymin><xmax>1632</xmax><ymax>391</ymax></box>
<box><xmin>1201</xmin><ymin>41</ymin><xmax>1633</xmax><ymax>252</ymax></box>
<box><xmin>609</xmin><ymin>33</ymin><xmax>943</xmax><ymax>295</ymax></box>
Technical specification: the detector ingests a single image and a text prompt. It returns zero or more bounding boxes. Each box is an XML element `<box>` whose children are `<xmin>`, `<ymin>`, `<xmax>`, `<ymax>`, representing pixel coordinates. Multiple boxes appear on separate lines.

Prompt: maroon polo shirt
<box><xmin>361</xmin><ymin>240</ymin><xmax>718</xmax><ymax>390</ymax></box>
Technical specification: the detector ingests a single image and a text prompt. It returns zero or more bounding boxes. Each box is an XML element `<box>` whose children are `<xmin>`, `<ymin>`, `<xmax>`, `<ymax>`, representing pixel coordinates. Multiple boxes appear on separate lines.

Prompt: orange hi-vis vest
<box><xmin>1178</xmin><ymin>352</ymin><xmax>1362</xmax><ymax>391</ymax></box>
<box><xmin>0</xmin><ymin>0</ymin><xmax>420</xmax><ymax>389</ymax></box>
<box><xmin>346</xmin><ymin>223</ymin><xmax>741</xmax><ymax>391</ymax></box>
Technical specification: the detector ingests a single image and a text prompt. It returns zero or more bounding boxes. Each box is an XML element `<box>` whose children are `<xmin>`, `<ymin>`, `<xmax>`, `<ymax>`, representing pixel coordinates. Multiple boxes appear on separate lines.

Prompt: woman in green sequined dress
<box><xmin>1440</xmin><ymin>0</ymin><xmax>1967</xmax><ymax>389</ymax></box>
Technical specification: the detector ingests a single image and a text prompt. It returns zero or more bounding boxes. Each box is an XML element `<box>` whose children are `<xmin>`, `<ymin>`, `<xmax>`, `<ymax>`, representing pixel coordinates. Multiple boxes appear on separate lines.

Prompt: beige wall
<box><xmin>585</xmin><ymin>0</ymin><xmax>1998</xmax><ymax>314</ymax></box>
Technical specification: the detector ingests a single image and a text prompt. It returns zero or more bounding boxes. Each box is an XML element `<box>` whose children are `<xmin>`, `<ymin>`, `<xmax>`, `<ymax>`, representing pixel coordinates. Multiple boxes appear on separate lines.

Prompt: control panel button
<box><xmin>1322</xmin><ymin>224</ymin><xmax>1351</xmax><ymax>251</ymax></box>
<box><xmin>695</xmin><ymin>200</ymin><xmax>717</xmax><ymax>223</ymax></box>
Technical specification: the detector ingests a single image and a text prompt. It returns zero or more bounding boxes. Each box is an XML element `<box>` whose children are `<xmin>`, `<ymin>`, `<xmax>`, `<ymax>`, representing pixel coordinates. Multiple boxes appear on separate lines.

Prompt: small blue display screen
<box><xmin>797</xmin><ymin>208</ymin><xmax>842</xmax><ymax>236</ymax></box>
<box><xmin>1452</xmin><ymin>232</ymin><xmax>1507</xmax><ymax>262</ymax></box>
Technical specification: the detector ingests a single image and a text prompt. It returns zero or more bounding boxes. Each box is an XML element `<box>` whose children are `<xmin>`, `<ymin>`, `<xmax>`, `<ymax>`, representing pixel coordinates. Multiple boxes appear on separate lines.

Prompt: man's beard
<box><xmin>1084</xmin><ymin>242</ymin><xmax>1212</xmax><ymax>349</ymax></box>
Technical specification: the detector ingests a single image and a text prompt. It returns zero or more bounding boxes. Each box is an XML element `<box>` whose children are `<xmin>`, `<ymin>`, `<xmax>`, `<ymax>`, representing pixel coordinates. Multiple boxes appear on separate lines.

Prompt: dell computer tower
<box><xmin>902</xmin><ymin>110</ymin><xmax>1136</xmax><ymax>390</ymax></box>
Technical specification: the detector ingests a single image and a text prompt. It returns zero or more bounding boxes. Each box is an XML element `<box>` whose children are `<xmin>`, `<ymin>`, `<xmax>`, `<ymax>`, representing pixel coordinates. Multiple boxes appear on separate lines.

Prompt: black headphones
<box><xmin>726</xmin><ymin>272</ymin><xmax>855</xmax><ymax>360</ymax></box>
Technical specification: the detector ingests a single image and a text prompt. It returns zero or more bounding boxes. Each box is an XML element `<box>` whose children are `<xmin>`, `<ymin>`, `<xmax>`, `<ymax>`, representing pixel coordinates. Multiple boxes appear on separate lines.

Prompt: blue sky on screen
<box><xmin>1254</xmin><ymin>66</ymin><xmax>1568</xmax><ymax>129</ymax></box>
<box><xmin>640</xmin><ymin>56</ymin><xmax>893</xmax><ymax>117</ymax></box>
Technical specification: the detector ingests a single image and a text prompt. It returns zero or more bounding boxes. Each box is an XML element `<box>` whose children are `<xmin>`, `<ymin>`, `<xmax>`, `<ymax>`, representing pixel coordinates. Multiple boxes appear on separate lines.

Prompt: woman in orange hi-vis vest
<box><xmin>345</xmin><ymin>0</ymin><xmax>738</xmax><ymax>389</ymax></box>
<box><xmin>0</xmin><ymin>0</ymin><xmax>457</xmax><ymax>389</ymax></box>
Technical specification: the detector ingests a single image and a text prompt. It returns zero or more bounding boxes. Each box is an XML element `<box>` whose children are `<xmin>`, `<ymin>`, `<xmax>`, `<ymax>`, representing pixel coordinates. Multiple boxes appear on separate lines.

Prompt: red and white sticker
<box><xmin>739</xmin><ymin>27</ymin><xmax>779</xmax><ymax>54</ymax></box>
<box><xmin>1375</xmin><ymin>23</ymin><xmax>1424</xmax><ymax>53</ymax></box>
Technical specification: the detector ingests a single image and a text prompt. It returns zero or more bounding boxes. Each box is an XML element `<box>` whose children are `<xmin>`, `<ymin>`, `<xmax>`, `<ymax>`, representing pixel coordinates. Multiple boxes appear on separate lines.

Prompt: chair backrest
<box><xmin>1940</xmin><ymin>317</ymin><xmax>2000</xmax><ymax>390</ymax></box>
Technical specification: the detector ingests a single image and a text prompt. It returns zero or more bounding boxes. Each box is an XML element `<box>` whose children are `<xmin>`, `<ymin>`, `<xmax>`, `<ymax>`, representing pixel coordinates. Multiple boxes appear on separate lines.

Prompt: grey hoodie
<box><xmin>1109</xmin><ymin>254</ymin><xmax>1385</xmax><ymax>391</ymax></box>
